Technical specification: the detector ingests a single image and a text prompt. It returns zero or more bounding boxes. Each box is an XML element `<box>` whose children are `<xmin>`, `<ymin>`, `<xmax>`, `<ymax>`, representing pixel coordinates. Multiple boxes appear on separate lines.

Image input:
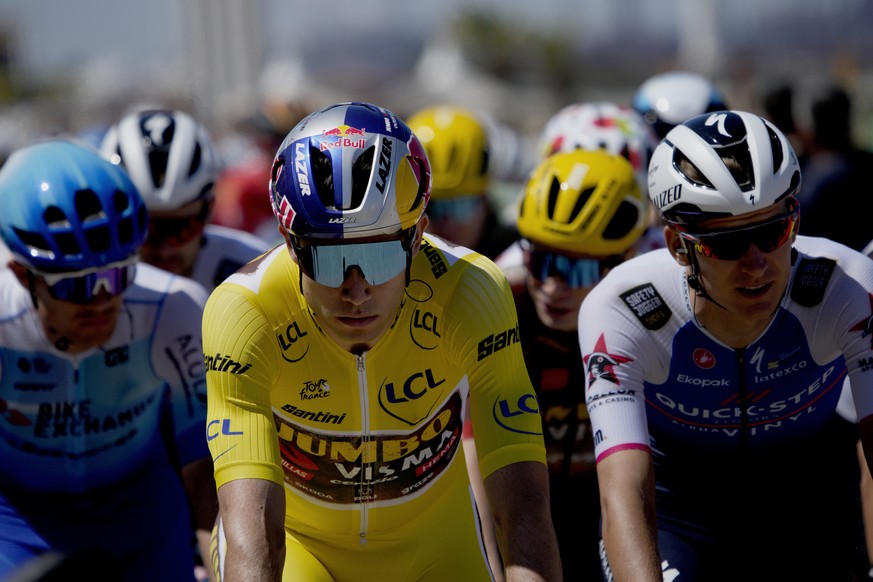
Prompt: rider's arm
<box><xmin>217</xmin><ymin>478</ymin><xmax>286</xmax><ymax>582</ymax></box>
<box><xmin>597</xmin><ymin>449</ymin><xmax>661</xmax><ymax>582</ymax></box>
<box><xmin>484</xmin><ymin>461</ymin><xmax>561</xmax><ymax>582</ymax></box>
<box><xmin>183</xmin><ymin>457</ymin><xmax>219</xmax><ymax>582</ymax></box>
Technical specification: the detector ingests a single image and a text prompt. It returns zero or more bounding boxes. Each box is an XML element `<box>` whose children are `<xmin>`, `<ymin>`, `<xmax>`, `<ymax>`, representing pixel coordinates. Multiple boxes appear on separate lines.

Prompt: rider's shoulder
<box><xmin>202</xmin><ymin>224</ymin><xmax>275</xmax><ymax>256</ymax></box>
<box><xmin>128</xmin><ymin>262</ymin><xmax>209</xmax><ymax>307</ymax></box>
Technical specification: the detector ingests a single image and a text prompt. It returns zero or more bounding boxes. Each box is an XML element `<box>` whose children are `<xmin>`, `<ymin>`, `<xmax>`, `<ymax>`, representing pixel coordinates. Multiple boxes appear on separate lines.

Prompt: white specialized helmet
<box><xmin>538</xmin><ymin>101</ymin><xmax>657</xmax><ymax>191</ymax></box>
<box><xmin>633</xmin><ymin>71</ymin><xmax>728</xmax><ymax>140</ymax></box>
<box><xmin>648</xmin><ymin>110</ymin><xmax>801</xmax><ymax>225</ymax></box>
<box><xmin>100</xmin><ymin>109</ymin><xmax>220</xmax><ymax>210</ymax></box>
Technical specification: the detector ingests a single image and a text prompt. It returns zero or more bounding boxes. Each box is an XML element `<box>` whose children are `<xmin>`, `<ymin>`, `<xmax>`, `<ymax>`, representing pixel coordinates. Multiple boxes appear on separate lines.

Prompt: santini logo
<box><xmin>204</xmin><ymin>353</ymin><xmax>252</xmax><ymax>374</ymax></box>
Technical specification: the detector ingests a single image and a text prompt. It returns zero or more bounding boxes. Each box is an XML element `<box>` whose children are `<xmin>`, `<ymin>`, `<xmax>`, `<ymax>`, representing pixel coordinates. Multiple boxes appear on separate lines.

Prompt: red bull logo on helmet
<box><xmin>320</xmin><ymin>125</ymin><xmax>366</xmax><ymax>151</ymax></box>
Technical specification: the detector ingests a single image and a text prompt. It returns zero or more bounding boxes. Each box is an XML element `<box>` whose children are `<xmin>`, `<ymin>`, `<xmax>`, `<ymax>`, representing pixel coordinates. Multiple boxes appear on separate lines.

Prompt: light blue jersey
<box><xmin>0</xmin><ymin>263</ymin><xmax>208</xmax><ymax>580</ymax></box>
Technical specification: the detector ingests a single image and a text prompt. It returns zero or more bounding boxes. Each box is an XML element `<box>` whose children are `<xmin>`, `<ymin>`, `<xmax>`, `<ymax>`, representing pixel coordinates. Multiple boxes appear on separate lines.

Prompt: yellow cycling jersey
<box><xmin>203</xmin><ymin>234</ymin><xmax>545</xmax><ymax>541</ymax></box>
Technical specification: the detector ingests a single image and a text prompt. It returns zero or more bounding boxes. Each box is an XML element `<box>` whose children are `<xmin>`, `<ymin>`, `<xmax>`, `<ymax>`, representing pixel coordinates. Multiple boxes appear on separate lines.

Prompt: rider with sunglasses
<box><xmin>406</xmin><ymin>105</ymin><xmax>519</xmax><ymax>260</ymax></box>
<box><xmin>100</xmin><ymin>108</ymin><xmax>271</xmax><ymax>291</ymax></box>
<box><xmin>0</xmin><ymin>141</ymin><xmax>216</xmax><ymax>579</ymax></box>
<box><xmin>579</xmin><ymin>110</ymin><xmax>873</xmax><ymax>581</ymax></box>
<box><xmin>502</xmin><ymin>148</ymin><xmax>648</xmax><ymax>580</ymax></box>
<box><xmin>202</xmin><ymin>102</ymin><xmax>561</xmax><ymax>582</ymax></box>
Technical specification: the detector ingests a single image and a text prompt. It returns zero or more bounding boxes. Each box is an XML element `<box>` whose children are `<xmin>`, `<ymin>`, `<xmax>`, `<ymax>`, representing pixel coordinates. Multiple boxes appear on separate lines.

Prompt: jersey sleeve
<box><xmin>444</xmin><ymin>255</ymin><xmax>547</xmax><ymax>480</ymax></box>
<box><xmin>203</xmin><ymin>283</ymin><xmax>284</xmax><ymax>488</ymax></box>
<box><xmin>151</xmin><ymin>274</ymin><xmax>211</xmax><ymax>467</ymax></box>
<box><xmin>577</xmin><ymin>278</ymin><xmax>653</xmax><ymax>463</ymax></box>
<box><xmin>827</xmin><ymin>248</ymin><xmax>873</xmax><ymax>421</ymax></box>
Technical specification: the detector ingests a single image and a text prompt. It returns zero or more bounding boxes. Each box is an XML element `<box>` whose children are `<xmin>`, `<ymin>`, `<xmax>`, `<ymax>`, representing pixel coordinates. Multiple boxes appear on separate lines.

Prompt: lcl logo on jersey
<box><xmin>410</xmin><ymin>309</ymin><xmax>440</xmax><ymax>349</ymax></box>
<box><xmin>278</xmin><ymin>320</ymin><xmax>310</xmax><ymax>363</ymax></box>
<box><xmin>492</xmin><ymin>393</ymin><xmax>542</xmax><ymax>436</ymax></box>
<box><xmin>378</xmin><ymin>368</ymin><xmax>447</xmax><ymax>424</ymax></box>
<box><xmin>406</xmin><ymin>279</ymin><xmax>440</xmax><ymax>350</ymax></box>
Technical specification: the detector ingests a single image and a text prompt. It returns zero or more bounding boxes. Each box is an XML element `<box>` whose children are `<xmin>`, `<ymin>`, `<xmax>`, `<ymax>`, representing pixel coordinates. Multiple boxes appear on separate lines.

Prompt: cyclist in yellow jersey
<box><xmin>203</xmin><ymin>102</ymin><xmax>561</xmax><ymax>582</ymax></box>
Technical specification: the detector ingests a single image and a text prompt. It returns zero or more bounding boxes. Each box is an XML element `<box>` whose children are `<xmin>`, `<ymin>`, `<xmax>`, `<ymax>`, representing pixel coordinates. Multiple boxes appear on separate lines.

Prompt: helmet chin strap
<box><xmin>684</xmin><ymin>241</ymin><xmax>798</xmax><ymax>317</ymax></box>
<box><xmin>682</xmin><ymin>240</ymin><xmax>729</xmax><ymax>311</ymax></box>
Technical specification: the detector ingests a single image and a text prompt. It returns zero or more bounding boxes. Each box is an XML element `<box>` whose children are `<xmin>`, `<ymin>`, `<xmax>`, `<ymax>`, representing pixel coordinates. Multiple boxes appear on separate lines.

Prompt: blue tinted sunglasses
<box><xmin>292</xmin><ymin>237</ymin><xmax>411</xmax><ymax>288</ymax></box>
<box><xmin>34</xmin><ymin>258</ymin><xmax>137</xmax><ymax>304</ymax></box>
<box><xmin>524</xmin><ymin>243</ymin><xmax>620</xmax><ymax>288</ymax></box>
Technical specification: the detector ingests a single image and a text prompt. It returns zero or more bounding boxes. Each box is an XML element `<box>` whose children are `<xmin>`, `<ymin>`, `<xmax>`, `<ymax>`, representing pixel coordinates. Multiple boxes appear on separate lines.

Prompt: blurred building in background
<box><xmin>0</xmin><ymin>0</ymin><xmax>871</xmax><ymax>174</ymax></box>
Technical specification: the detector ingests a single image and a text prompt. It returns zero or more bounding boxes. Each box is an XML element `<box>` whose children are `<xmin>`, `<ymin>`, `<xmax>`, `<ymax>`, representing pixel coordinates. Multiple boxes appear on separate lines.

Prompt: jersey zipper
<box><xmin>356</xmin><ymin>353</ymin><xmax>370</xmax><ymax>545</ymax></box>
<box><xmin>735</xmin><ymin>350</ymin><xmax>749</xmax><ymax>450</ymax></box>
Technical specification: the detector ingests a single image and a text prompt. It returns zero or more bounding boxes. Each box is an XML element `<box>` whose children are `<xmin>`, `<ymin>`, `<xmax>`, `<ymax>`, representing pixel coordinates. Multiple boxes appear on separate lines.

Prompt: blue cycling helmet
<box><xmin>0</xmin><ymin>140</ymin><xmax>148</xmax><ymax>273</ymax></box>
<box><xmin>270</xmin><ymin>101</ymin><xmax>431</xmax><ymax>240</ymax></box>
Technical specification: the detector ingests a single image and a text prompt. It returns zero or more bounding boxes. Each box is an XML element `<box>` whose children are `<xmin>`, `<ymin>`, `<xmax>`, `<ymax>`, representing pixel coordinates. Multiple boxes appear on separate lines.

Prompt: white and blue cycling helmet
<box><xmin>0</xmin><ymin>140</ymin><xmax>148</xmax><ymax>273</ymax></box>
<box><xmin>633</xmin><ymin>71</ymin><xmax>728</xmax><ymax>140</ymax></box>
<box><xmin>648</xmin><ymin>110</ymin><xmax>801</xmax><ymax>225</ymax></box>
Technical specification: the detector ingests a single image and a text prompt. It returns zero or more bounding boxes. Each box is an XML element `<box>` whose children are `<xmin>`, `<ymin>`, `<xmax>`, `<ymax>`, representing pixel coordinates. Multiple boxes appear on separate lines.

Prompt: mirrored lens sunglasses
<box><xmin>292</xmin><ymin>238</ymin><xmax>410</xmax><ymax>288</ymax></box>
<box><xmin>678</xmin><ymin>205</ymin><xmax>799</xmax><ymax>261</ymax></box>
<box><xmin>34</xmin><ymin>258</ymin><xmax>137</xmax><ymax>304</ymax></box>
<box><xmin>525</xmin><ymin>246</ymin><xmax>620</xmax><ymax>289</ymax></box>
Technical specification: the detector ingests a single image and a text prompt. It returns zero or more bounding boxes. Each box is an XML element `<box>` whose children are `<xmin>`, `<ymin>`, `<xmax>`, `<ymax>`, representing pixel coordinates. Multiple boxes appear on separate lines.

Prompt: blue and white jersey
<box><xmin>579</xmin><ymin>237</ymin><xmax>873</xmax><ymax>463</ymax></box>
<box><xmin>0</xmin><ymin>262</ymin><xmax>208</xmax><ymax>494</ymax></box>
<box><xmin>579</xmin><ymin>236</ymin><xmax>873</xmax><ymax>569</ymax></box>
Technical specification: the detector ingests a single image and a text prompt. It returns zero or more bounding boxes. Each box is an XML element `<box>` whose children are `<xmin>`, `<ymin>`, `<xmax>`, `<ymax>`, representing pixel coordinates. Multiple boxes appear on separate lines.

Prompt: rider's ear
<box><xmin>665</xmin><ymin>226</ymin><xmax>690</xmax><ymax>266</ymax></box>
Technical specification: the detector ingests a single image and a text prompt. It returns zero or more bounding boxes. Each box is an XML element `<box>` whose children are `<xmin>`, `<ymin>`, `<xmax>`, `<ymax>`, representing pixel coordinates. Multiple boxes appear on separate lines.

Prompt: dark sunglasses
<box><xmin>34</xmin><ymin>259</ymin><xmax>137</xmax><ymax>304</ymax></box>
<box><xmin>678</xmin><ymin>202</ymin><xmax>800</xmax><ymax>261</ymax></box>
<box><xmin>145</xmin><ymin>202</ymin><xmax>210</xmax><ymax>247</ymax></box>
<box><xmin>524</xmin><ymin>243</ymin><xmax>622</xmax><ymax>289</ymax></box>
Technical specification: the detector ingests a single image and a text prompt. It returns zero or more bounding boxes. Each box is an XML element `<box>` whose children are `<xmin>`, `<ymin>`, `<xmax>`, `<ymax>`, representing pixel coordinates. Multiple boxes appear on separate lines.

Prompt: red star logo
<box><xmin>583</xmin><ymin>333</ymin><xmax>633</xmax><ymax>386</ymax></box>
<box><xmin>849</xmin><ymin>293</ymin><xmax>873</xmax><ymax>349</ymax></box>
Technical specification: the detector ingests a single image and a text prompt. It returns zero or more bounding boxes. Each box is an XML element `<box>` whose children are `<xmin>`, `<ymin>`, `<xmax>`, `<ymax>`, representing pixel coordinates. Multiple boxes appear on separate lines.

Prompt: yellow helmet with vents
<box><xmin>517</xmin><ymin>149</ymin><xmax>648</xmax><ymax>256</ymax></box>
<box><xmin>406</xmin><ymin>105</ymin><xmax>490</xmax><ymax>199</ymax></box>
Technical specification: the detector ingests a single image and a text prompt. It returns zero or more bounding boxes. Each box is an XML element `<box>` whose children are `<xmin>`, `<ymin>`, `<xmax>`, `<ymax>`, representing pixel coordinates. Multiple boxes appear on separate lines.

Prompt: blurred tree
<box><xmin>453</xmin><ymin>9</ymin><xmax>577</xmax><ymax>98</ymax></box>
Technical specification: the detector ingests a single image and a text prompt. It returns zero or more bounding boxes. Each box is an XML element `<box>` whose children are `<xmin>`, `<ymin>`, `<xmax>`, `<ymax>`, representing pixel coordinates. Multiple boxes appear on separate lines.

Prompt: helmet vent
<box><xmin>603</xmin><ymin>201</ymin><xmax>640</xmax><ymax>240</ymax></box>
<box><xmin>11</xmin><ymin>227</ymin><xmax>55</xmax><ymax>259</ymax></box>
<box><xmin>43</xmin><ymin>205</ymin><xmax>68</xmax><ymax>228</ymax></box>
<box><xmin>76</xmin><ymin>189</ymin><xmax>110</xmax><ymax>253</ymax></box>
<box><xmin>408</xmin><ymin>157</ymin><xmax>428</xmax><ymax>212</ymax></box>
<box><xmin>148</xmin><ymin>150</ymin><xmax>169</xmax><ymax>189</ymax></box>
<box><xmin>351</xmin><ymin>146</ymin><xmax>375</xmax><ymax>210</ymax></box>
<box><xmin>766</xmin><ymin>125</ymin><xmax>784</xmax><ymax>173</ymax></box>
<box><xmin>75</xmin><ymin>189</ymin><xmax>106</xmax><ymax>225</ymax></box>
<box><xmin>479</xmin><ymin>147</ymin><xmax>490</xmax><ymax>177</ymax></box>
<box><xmin>113</xmin><ymin>189</ymin><xmax>130</xmax><ymax>214</ymax></box>
<box><xmin>673</xmin><ymin>150</ymin><xmax>711</xmax><ymax>188</ymax></box>
<box><xmin>114</xmin><ymin>189</ymin><xmax>133</xmax><ymax>245</ymax></box>
<box><xmin>310</xmin><ymin>146</ymin><xmax>336</xmax><ymax>208</ymax></box>
<box><xmin>188</xmin><ymin>143</ymin><xmax>202</xmax><ymax>178</ymax></box>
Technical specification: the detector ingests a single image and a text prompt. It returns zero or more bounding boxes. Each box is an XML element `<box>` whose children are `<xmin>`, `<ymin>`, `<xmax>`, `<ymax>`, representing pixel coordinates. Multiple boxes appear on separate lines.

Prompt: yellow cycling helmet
<box><xmin>517</xmin><ymin>149</ymin><xmax>648</xmax><ymax>256</ymax></box>
<box><xmin>406</xmin><ymin>105</ymin><xmax>490</xmax><ymax>199</ymax></box>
